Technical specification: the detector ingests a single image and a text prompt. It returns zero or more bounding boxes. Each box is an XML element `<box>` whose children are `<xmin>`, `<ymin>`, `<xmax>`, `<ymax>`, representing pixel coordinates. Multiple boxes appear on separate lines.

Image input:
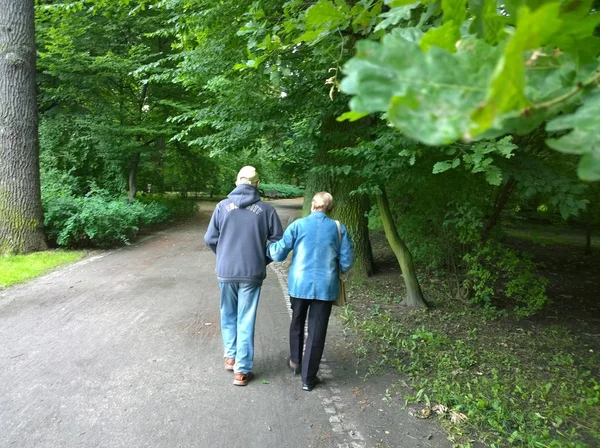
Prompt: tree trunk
<box><xmin>302</xmin><ymin>115</ymin><xmax>375</xmax><ymax>277</ymax></box>
<box><xmin>376</xmin><ymin>187</ymin><xmax>427</xmax><ymax>308</ymax></box>
<box><xmin>128</xmin><ymin>152</ymin><xmax>141</xmax><ymax>203</ymax></box>
<box><xmin>585</xmin><ymin>205</ymin><xmax>593</xmax><ymax>255</ymax></box>
<box><xmin>0</xmin><ymin>0</ymin><xmax>47</xmax><ymax>254</ymax></box>
<box><xmin>482</xmin><ymin>178</ymin><xmax>518</xmax><ymax>243</ymax></box>
<box><xmin>334</xmin><ymin>179</ymin><xmax>374</xmax><ymax>277</ymax></box>
<box><xmin>127</xmin><ymin>83</ymin><xmax>150</xmax><ymax>203</ymax></box>
<box><xmin>303</xmin><ymin>169</ymin><xmax>374</xmax><ymax>277</ymax></box>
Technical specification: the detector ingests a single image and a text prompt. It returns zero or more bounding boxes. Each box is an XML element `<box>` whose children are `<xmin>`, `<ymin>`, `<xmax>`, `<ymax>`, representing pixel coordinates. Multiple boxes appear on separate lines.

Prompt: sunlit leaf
<box><xmin>375</xmin><ymin>4</ymin><xmax>419</xmax><ymax>32</ymax></box>
<box><xmin>470</xmin><ymin>3</ymin><xmax>563</xmax><ymax>135</ymax></box>
<box><xmin>341</xmin><ymin>34</ymin><xmax>500</xmax><ymax>145</ymax></box>
<box><xmin>337</xmin><ymin>111</ymin><xmax>370</xmax><ymax>122</ymax></box>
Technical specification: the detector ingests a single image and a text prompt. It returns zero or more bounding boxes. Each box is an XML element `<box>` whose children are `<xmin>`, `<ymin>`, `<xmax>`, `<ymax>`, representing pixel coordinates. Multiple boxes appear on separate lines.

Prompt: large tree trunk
<box><xmin>303</xmin><ymin>169</ymin><xmax>374</xmax><ymax>277</ymax></box>
<box><xmin>376</xmin><ymin>187</ymin><xmax>427</xmax><ymax>308</ymax></box>
<box><xmin>128</xmin><ymin>151</ymin><xmax>141</xmax><ymax>203</ymax></box>
<box><xmin>0</xmin><ymin>0</ymin><xmax>47</xmax><ymax>254</ymax></box>
<box><xmin>302</xmin><ymin>117</ymin><xmax>375</xmax><ymax>277</ymax></box>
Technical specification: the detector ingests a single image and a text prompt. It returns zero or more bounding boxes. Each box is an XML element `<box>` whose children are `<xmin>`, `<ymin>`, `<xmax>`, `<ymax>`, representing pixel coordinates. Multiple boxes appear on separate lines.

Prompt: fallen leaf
<box><xmin>450</xmin><ymin>411</ymin><xmax>468</xmax><ymax>425</ymax></box>
<box><xmin>432</xmin><ymin>404</ymin><xmax>448</xmax><ymax>415</ymax></box>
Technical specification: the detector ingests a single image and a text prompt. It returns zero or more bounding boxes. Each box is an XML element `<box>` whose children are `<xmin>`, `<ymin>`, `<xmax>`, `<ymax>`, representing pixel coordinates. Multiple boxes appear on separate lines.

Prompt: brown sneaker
<box><xmin>224</xmin><ymin>358</ymin><xmax>235</xmax><ymax>371</ymax></box>
<box><xmin>233</xmin><ymin>372</ymin><xmax>253</xmax><ymax>386</ymax></box>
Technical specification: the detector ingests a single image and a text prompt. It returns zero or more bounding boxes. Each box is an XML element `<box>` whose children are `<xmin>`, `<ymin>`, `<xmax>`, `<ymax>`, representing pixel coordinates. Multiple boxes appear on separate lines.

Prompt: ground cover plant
<box><xmin>339</xmin><ymin>230</ymin><xmax>600</xmax><ymax>448</ymax></box>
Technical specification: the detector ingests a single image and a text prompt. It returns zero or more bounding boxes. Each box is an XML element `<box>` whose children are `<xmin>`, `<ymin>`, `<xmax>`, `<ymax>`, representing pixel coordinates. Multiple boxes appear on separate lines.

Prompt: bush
<box><xmin>137</xmin><ymin>194</ymin><xmax>197</xmax><ymax>220</ymax></box>
<box><xmin>463</xmin><ymin>242</ymin><xmax>549</xmax><ymax>317</ymax></box>
<box><xmin>43</xmin><ymin>189</ymin><xmax>196</xmax><ymax>249</ymax></box>
<box><xmin>258</xmin><ymin>183</ymin><xmax>304</xmax><ymax>199</ymax></box>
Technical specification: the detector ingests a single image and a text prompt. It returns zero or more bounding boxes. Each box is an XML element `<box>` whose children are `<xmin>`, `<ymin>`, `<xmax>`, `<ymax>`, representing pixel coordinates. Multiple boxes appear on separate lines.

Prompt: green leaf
<box><xmin>420</xmin><ymin>0</ymin><xmax>465</xmax><ymax>51</ymax></box>
<box><xmin>433</xmin><ymin>161</ymin><xmax>453</xmax><ymax>173</ymax></box>
<box><xmin>470</xmin><ymin>3</ymin><xmax>563</xmax><ymax>135</ymax></box>
<box><xmin>550</xmin><ymin>1</ymin><xmax>600</xmax><ymax>62</ymax></box>
<box><xmin>296</xmin><ymin>0</ymin><xmax>349</xmax><ymax>44</ymax></box>
<box><xmin>546</xmin><ymin>92</ymin><xmax>600</xmax><ymax>181</ymax></box>
<box><xmin>375</xmin><ymin>4</ymin><xmax>419</xmax><ymax>32</ymax></box>
<box><xmin>389</xmin><ymin>0</ymin><xmax>435</xmax><ymax>6</ymax></box>
<box><xmin>484</xmin><ymin>165</ymin><xmax>502</xmax><ymax>185</ymax></box>
<box><xmin>390</xmin><ymin>27</ymin><xmax>424</xmax><ymax>42</ymax></box>
<box><xmin>337</xmin><ymin>111</ymin><xmax>369</xmax><ymax>122</ymax></box>
<box><xmin>468</xmin><ymin>0</ymin><xmax>505</xmax><ymax>44</ymax></box>
<box><xmin>442</xmin><ymin>0</ymin><xmax>467</xmax><ymax>25</ymax></box>
<box><xmin>420</xmin><ymin>21</ymin><xmax>460</xmax><ymax>52</ymax></box>
<box><xmin>577</xmin><ymin>153</ymin><xmax>600</xmax><ymax>182</ymax></box>
<box><xmin>305</xmin><ymin>0</ymin><xmax>347</xmax><ymax>29</ymax></box>
<box><xmin>341</xmin><ymin>35</ymin><xmax>500</xmax><ymax>145</ymax></box>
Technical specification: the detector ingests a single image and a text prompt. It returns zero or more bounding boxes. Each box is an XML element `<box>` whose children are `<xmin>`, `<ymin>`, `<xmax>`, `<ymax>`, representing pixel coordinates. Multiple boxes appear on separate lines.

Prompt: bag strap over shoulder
<box><xmin>335</xmin><ymin>220</ymin><xmax>343</xmax><ymax>274</ymax></box>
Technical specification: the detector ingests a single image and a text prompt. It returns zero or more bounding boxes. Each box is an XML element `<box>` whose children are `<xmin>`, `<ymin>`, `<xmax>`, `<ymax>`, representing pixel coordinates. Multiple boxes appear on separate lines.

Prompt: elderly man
<box><xmin>204</xmin><ymin>166</ymin><xmax>283</xmax><ymax>386</ymax></box>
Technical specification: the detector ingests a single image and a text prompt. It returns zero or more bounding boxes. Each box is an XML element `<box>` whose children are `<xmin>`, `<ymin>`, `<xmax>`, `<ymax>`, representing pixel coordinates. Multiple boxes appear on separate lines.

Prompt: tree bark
<box><xmin>585</xmin><ymin>205</ymin><xmax>593</xmax><ymax>255</ymax></box>
<box><xmin>481</xmin><ymin>178</ymin><xmax>518</xmax><ymax>243</ymax></box>
<box><xmin>127</xmin><ymin>83</ymin><xmax>150</xmax><ymax>203</ymax></box>
<box><xmin>376</xmin><ymin>187</ymin><xmax>427</xmax><ymax>308</ymax></box>
<box><xmin>304</xmin><ymin>168</ymin><xmax>375</xmax><ymax>276</ymax></box>
<box><xmin>0</xmin><ymin>0</ymin><xmax>47</xmax><ymax>254</ymax></box>
<box><xmin>302</xmin><ymin>117</ymin><xmax>375</xmax><ymax>277</ymax></box>
<box><xmin>128</xmin><ymin>151</ymin><xmax>141</xmax><ymax>203</ymax></box>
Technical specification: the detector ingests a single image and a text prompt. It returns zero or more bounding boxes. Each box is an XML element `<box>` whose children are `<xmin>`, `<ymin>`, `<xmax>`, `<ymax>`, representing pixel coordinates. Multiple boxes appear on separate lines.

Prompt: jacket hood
<box><xmin>228</xmin><ymin>184</ymin><xmax>261</xmax><ymax>208</ymax></box>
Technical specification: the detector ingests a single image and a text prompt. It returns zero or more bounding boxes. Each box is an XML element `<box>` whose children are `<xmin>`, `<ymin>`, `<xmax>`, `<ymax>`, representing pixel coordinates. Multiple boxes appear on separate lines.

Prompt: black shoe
<box><xmin>302</xmin><ymin>377</ymin><xmax>320</xmax><ymax>391</ymax></box>
<box><xmin>289</xmin><ymin>359</ymin><xmax>301</xmax><ymax>375</ymax></box>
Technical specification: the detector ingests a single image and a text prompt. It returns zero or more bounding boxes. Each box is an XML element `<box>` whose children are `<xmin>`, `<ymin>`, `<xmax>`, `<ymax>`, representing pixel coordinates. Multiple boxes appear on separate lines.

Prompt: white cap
<box><xmin>236</xmin><ymin>166</ymin><xmax>259</xmax><ymax>186</ymax></box>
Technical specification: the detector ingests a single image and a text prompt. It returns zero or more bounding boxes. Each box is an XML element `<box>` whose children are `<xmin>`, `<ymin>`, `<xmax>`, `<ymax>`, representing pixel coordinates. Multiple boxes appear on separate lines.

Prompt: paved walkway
<box><xmin>0</xmin><ymin>201</ymin><xmax>449</xmax><ymax>448</ymax></box>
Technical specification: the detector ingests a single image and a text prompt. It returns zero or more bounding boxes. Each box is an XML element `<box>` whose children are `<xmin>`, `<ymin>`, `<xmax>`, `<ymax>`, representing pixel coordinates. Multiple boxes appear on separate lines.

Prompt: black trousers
<box><xmin>289</xmin><ymin>297</ymin><xmax>333</xmax><ymax>384</ymax></box>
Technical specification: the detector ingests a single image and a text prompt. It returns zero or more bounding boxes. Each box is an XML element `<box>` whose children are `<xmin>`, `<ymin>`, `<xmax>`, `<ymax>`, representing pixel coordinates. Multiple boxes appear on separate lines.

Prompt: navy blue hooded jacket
<box><xmin>204</xmin><ymin>184</ymin><xmax>283</xmax><ymax>284</ymax></box>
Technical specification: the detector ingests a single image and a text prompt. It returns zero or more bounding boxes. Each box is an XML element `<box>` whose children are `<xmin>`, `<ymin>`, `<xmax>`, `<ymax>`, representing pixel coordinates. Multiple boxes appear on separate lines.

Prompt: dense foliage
<box><xmin>258</xmin><ymin>183</ymin><xmax>304</xmax><ymax>199</ymax></box>
<box><xmin>26</xmin><ymin>0</ymin><xmax>597</xmax><ymax>309</ymax></box>
<box><xmin>340</xmin><ymin>0</ymin><xmax>600</xmax><ymax>182</ymax></box>
<box><xmin>42</xmin><ymin>180</ymin><xmax>196</xmax><ymax>248</ymax></box>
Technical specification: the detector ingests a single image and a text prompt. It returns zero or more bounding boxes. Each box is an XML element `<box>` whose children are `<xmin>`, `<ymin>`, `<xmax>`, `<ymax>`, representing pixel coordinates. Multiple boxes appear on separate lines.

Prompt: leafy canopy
<box><xmin>338</xmin><ymin>0</ymin><xmax>600</xmax><ymax>180</ymax></box>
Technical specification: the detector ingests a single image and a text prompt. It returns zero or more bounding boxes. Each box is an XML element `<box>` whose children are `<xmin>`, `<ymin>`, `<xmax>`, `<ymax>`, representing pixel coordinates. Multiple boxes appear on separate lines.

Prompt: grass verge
<box><xmin>339</xmin><ymin>280</ymin><xmax>600</xmax><ymax>448</ymax></box>
<box><xmin>0</xmin><ymin>251</ymin><xmax>86</xmax><ymax>288</ymax></box>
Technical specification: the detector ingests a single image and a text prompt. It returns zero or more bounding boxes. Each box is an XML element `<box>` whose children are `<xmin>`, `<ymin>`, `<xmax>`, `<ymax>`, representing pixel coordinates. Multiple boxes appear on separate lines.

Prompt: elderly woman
<box><xmin>267</xmin><ymin>192</ymin><xmax>354</xmax><ymax>391</ymax></box>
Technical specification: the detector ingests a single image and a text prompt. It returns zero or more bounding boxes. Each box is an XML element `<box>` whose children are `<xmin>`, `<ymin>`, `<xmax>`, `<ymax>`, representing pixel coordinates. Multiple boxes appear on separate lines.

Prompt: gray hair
<box><xmin>311</xmin><ymin>191</ymin><xmax>334</xmax><ymax>213</ymax></box>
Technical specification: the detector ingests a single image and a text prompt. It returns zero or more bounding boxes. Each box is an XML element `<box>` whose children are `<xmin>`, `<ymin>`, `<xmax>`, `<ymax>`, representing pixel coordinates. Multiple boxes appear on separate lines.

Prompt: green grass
<box><xmin>504</xmin><ymin>225</ymin><xmax>600</xmax><ymax>249</ymax></box>
<box><xmin>341</xmin><ymin>280</ymin><xmax>600</xmax><ymax>448</ymax></box>
<box><xmin>0</xmin><ymin>251</ymin><xmax>86</xmax><ymax>288</ymax></box>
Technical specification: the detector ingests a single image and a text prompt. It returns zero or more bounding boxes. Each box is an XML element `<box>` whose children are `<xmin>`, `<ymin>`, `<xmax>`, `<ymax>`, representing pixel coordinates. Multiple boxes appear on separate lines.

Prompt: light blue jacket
<box><xmin>267</xmin><ymin>211</ymin><xmax>354</xmax><ymax>301</ymax></box>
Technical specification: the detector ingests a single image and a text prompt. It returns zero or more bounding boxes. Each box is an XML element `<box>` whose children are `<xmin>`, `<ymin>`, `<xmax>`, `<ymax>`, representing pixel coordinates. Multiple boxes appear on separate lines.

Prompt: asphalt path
<box><xmin>0</xmin><ymin>200</ymin><xmax>449</xmax><ymax>448</ymax></box>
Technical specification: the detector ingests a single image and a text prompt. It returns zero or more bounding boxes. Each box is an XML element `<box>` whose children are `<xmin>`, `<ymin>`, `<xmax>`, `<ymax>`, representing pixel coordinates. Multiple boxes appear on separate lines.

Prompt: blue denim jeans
<box><xmin>219</xmin><ymin>282</ymin><xmax>261</xmax><ymax>374</ymax></box>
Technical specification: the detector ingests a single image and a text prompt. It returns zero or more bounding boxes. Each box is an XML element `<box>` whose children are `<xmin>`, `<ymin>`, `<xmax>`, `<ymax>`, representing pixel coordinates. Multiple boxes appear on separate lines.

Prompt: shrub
<box><xmin>258</xmin><ymin>183</ymin><xmax>304</xmax><ymax>199</ymax></box>
<box><xmin>44</xmin><ymin>193</ymin><xmax>145</xmax><ymax>247</ymax></box>
<box><xmin>463</xmin><ymin>242</ymin><xmax>549</xmax><ymax>317</ymax></box>
<box><xmin>137</xmin><ymin>194</ymin><xmax>197</xmax><ymax>220</ymax></box>
<box><xmin>43</xmin><ymin>189</ymin><xmax>196</xmax><ymax>249</ymax></box>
